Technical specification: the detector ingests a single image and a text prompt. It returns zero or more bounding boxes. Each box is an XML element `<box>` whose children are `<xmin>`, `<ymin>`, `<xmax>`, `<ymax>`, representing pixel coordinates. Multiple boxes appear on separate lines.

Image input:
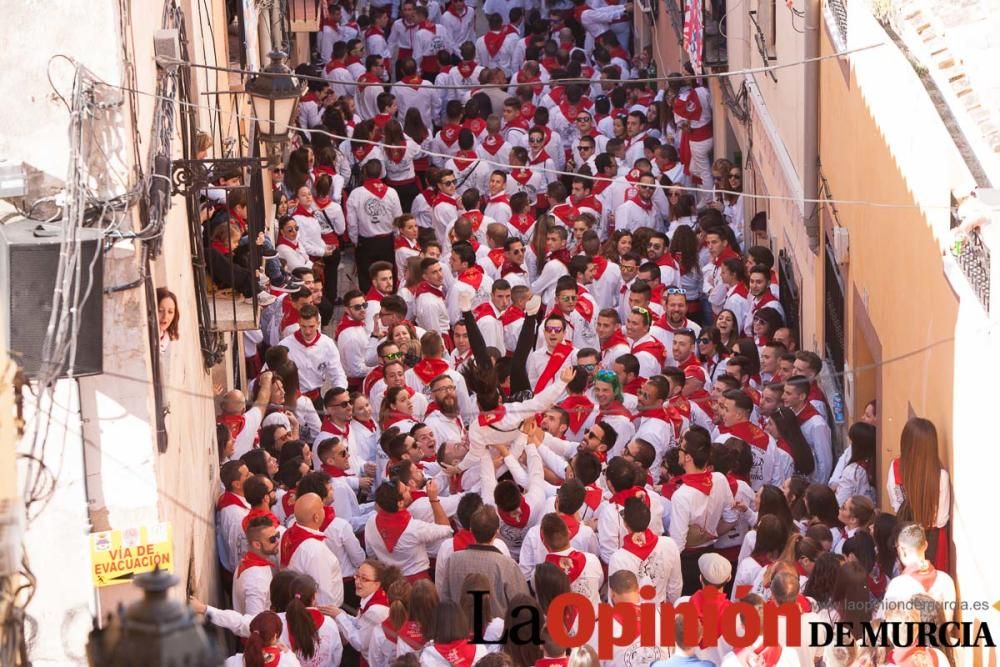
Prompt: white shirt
<box><xmin>526</xmin><ymin>345</ymin><xmax>578</xmax><ymax>393</ymax></box>
<box><xmin>364</xmin><ymin>512</ymin><xmax>453</xmax><ymax>576</ymax></box>
<box><xmin>414</xmin><ymin>289</ymin><xmax>450</xmax><ymax>335</ymax></box>
<box><xmin>346</xmin><ymin>184</ymin><xmax>404</xmax><ymax>243</ymax></box>
<box><xmin>796</xmin><ymin>406</ymin><xmax>833</xmax><ymax>484</ymax></box>
<box><xmin>279</xmin><ymin>332</ymin><xmax>348</xmax><ymax>394</ymax></box>
<box><xmin>518</xmin><ymin>517</ymin><xmax>600</xmax><ymax>580</ymax></box>
<box><xmin>233</xmin><ymin>406</ymin><xmax>264</xmax><ymax>460</ymax></box>
<box><xmin>479</xmin><ymin>441</ymin><xmax>548</xmax><ymax>560</ymax></box>
<box><xmin>337</xmin><ymin>321</ymin><xmax>374</xmax><ymax>380</ymax></box>
<box><xmin>668</xmin><ymin>471</ymin><xmax>737</xmax><ymax>551</ymax></box>
<box><xmin>216</xmin><ymin>495</ymin><xmax>250</xmax><ymax>573</ymax></box>
<box><xmin>286</xmin><ymin>524</ymin><xmax>345</xmax><ymax>606</ymax></box>
<box><xmin>231</xmin><ymin>555</ymin><xmax>273</xmax><ymax>616</ymax></box>
<box><xmin>882</xmin><ymin>565</ymin><xmax>957</xmax><ymax>621</ymax></box>
<box><xmin>335</xmin><ymin>590</ymin><xmax>390</xmax><ymax>656</ymax></box>
<box><xmin>597</xmin><ymin>491</ymin><xmax>666</xmax><ymax>562</ymax></box>
<box><xmin>608</xmin><ymin>533</ymin><xmax>683</xmax><ymax>603</ymax></box>
<box><xmin>615</xmin><ymin>198</ymin><xmax>659</xmax><ymax>233</ymax></box>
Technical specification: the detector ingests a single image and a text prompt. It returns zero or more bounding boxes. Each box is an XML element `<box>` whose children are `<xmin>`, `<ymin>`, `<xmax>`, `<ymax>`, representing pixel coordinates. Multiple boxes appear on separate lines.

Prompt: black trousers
<box><xmin>321</xmin><ymin>248</ymin><xmax>342</xmax><ymax>304</ymax></box>
<box><xmin>391</xmin><ymin>181</ymin><xmax>420</xmax><ymax>214</ymax></box>
<box><xmin>356</xmin><ymin>234</ymin><xmax>394</xmax><ymax>293</ymax></box>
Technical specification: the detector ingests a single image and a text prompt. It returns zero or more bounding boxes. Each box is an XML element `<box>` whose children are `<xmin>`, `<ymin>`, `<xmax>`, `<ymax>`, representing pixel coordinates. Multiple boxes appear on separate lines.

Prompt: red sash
<box><xmin>584</xmin><ymin>484</ymin><xmax>603</xmax><ymax>511</ymax></box>
<box><xmin>534</xmin><ymin>341</ymin><xmax>574</xmax><ymax>393</ymax></box>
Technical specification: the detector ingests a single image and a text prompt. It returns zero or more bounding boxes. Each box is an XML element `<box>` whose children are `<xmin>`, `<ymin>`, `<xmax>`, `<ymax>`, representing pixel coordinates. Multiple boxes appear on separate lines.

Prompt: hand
<box><xmin>259</xmin><ymin>371</ymin><xmax>274</xmax><ymax>384</ymax></box>
<box><xmin>426</xmin><ymin>479</ymin><xmax>440</xmax><ymax>501</ymax></box>
<box><xmin>213</xmin><ymin>383</ymin><xmax>225</xmax><ymax>396</ymax></box>
<box><xmin>441</xmin><ymin>462</ymin><xmax>461</xmax><ymax>477</ymax></box>
<box><xmin>559</xmin><ymin>365</ymin><xmax>576</xmax><ymax>383</ymax></box>
<box><xmin>495</xmin><ymin>443</ymin><xmax>510</xmax><ymax>458</ymax></box>
<box><xmin>363</xmin><ymin>462</ymin><xmax>376</xmax><ymax>477</ymax></box>
<box><xmin>733</xmin><ymin>501</ymin><xmax>748</xmax><ymax>513</ymax></box>
<box><xmin>189</xmin><ymin>596</ymin><xmax>207</xmax><ymax>614</ymax></box>
<box><xmin>359</xmin><ymin>477</ymin><xmax>372</xmax><ymax>493</ymax></box>
<box><xmin>316</xmin><ymin>604</ymin><xmax>342</xmax><ymax>618</ymax></box>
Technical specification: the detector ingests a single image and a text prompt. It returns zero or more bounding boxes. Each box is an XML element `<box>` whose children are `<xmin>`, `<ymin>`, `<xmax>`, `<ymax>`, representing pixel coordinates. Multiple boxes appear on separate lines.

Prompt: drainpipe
<box><xmin>802</xmin><ymin>0</ymin><xmax>820</xmax><ymax>253</ymax></box>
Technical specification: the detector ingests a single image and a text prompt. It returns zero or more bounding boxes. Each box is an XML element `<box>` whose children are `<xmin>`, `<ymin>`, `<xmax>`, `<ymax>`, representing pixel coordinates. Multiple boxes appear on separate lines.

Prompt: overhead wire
<box><xmin>97</xmin><ymin>76</ymin><xmax>987</xmax><ymax>212</ymax></box>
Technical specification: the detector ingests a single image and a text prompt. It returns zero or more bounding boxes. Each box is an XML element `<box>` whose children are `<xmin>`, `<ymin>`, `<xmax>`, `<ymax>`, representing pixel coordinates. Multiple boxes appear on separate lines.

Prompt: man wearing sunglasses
<box><xmin>614</xmin><ymin>173</ymin><xmax>659</xmax><ymax>233</ymax></box>
<box><xmin>651</xmin><ymin>288</ymin><xmax>701</xmax><ymax>366</ymax></box>
<box><xmin>527</xmin><ymin>314</ymin><xmax>580</xmax><ymax>394</ymax></box>
<box><xmin>625</xmin><ymin>305</ymin><xmax>667</xmax><ymax>380</ymax></box>
<box><xmin>548</xmin><ymin>276</ymin><xmax>599</xmax><ymax>350</ymax></box>
<box><xmin>336</xmin><ymin>290</ymin><xmax>375</xmax><ymax>390</ymax></box>
<box><xmin>232</xmin><ymin>515</ymin><xmax>281</xmax><ymax>616</ymax></box>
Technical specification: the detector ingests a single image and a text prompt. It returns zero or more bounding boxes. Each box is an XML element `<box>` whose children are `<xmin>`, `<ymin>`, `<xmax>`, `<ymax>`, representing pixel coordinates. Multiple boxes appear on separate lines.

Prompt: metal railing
<box><xmin>954</xmin><ymin>229</ymin><xmax>992</xmax><ymax>316</ymax></box>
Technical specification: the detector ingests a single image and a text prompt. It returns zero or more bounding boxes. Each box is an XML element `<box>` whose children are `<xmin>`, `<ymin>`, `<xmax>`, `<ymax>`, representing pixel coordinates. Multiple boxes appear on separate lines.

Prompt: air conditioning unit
<box><xmin>0</xmin><ymin>218</ymin><xmax>104</xmax><ymax>379</ymax></box>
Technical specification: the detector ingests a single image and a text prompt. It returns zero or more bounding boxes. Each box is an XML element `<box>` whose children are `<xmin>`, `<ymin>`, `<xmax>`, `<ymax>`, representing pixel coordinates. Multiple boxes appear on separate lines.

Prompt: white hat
<box><xmin>698</xmin><ymin>553</ymin><xmax>733</xmax><ymax>585</ymax></box>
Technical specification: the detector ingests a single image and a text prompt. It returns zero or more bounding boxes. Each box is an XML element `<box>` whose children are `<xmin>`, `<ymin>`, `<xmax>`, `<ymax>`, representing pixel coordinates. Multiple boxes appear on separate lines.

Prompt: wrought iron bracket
<box><xmin>170</xmin><ymin>157</ymin><xmax>266</xmax><ymax>197</ymax></box>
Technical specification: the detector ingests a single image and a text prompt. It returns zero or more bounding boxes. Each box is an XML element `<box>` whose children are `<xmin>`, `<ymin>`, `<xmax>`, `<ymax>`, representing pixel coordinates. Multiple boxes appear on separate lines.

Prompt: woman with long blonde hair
<box><xmin>887</xmin><ymin>417</ymin><xmax>951</xmax><ymax>571</ymax></box>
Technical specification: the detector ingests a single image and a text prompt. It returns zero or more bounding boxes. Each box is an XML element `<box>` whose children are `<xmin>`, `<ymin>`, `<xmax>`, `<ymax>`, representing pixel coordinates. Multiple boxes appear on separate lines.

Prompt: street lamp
<box><xmin>245</xmin><ymin>51</ymin><xmax>305</xmax><ymax>161</ymax></box>
<box><xmin>87</xmin><ymin>567</ymin><xmax>220</xmax><ymax>666</ymax></box>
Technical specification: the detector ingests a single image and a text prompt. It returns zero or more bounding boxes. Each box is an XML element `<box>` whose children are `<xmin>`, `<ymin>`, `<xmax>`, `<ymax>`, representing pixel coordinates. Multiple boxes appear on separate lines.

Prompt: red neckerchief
<box><xmin>395</xmin><ymin>234</ymin><xmax>420</xmax><ymax>251</ymax></box>
<box><xmin>434</xmin><ymin>192</ymin><xmax>457</xmax><ymax>208</ymax></box>
<box><xmin>583</xmin><ymin>484</ymin><xmax>603</xmax><ymax>511</ymax></box>
<box><xmin>412</xmin><ymin>280</ymin><xmax>445</xmax><ymax>300</ymax></box>
<box><xmin>383</xmin><ymin>618</ymin><xmax>427</xmax><ymax>651</ymax></box>
<box><xmin>486</xmin><ymin>246</ymin><xmax>505</xmax><ymax>268</ymax></box>
<box><xmin>534</xmin><ymin>340</ymin><xmax>574</xmax><ymax>394</ymax></box>
<box><xmin>509</xmin><ymin>212</ymin><xmax>535</xmax><ymax>236</ymax></box>
<box><xmin>363</xmin><ymin>178</ymin><xmax>389</xmax><ymax>198</ymax></box>
<box><xmin>501</xmin><ymin>258</ymin><xmax>527</xmax><ymax>276</ymax></box>
<box><xmin>236</xmin><ymin>551</ymin><xmax>275</xmax><ymax>577</ymax></box>
<box><xmin>630</xmin><ymin>194</ymin><xmax>654</xmax><ymax>212</ymax></box>
<box><xmin>601</xmin><ymin>330</ymin><xmax>630</xmax><ymax>353</ymax></box>
<box><xmin>712</xmin><ymin>246</ymin><xmax>740</xmax><ymax>268</ymax></box>
<box><xmin>536</xmin><ymin>658</ymin><xmax>569</xmax><ymax>667</ymax></box>
<box><xmin>216</xmin><ymin>491</ymin><xmax>248</xmax><ymax>511</ymax></box>
<box><xmin>463</xmin><ymin>117</ymin><xmax>486</xmax><ymax>136</ymax></box>
<box><xmin>477</xmin><ymin>405</ymin><xmax>507</xmax><ymax>426</ymax></box>
<box><xmin>546</xmin><ymin>248</ymin><xmax>571</xmax><ymax>266</ymax></box>
<box><xmin>452</xmin><ymin>149</ymin><xmax>477</xmax><ymax>172</ymax></box>
<box><xmin>623</xmin><ymin>529</ymin><xmax>659</xmax><ymax>561</ymax></box>
<box><xmin>321</xmin><ymin>462</ymin><xmax>353</xmax><ymax>478</ymax></box>
<box><xmin>660</xmin><ymin>477</ymin><xmax>684</xmax><ymax>500</ymax></box>
<box><xmin>294</xmin><ymin>329</ymin><xmax>321</xmax><ymax>348</ymax></box>
<box><xmin>545</xmin><ymin>550</ymin><xmax>587</xmax><ymax>582</ymax></box>
<box><xmin>361</xmin><ymin>587</ymin><xmax>390</xmax><ymax>614</ymax></box>
<box><xmin>320</xmin><ymin>505</ymin><xmax>337</xmax><ymax>531</ymax></box>
<box><xmin>382</xmin><ymin>410</ymin><xmax>414</xmax><ymax>430</ymax></box>
<box><xmin>473</xmin><ymin>302</ymin><xmax>498</xmax><ymax>322</ymax></box>
<box><xmin>623</xmin><ymin>377</ymin><xmax>644</xmax><ymax>396</ymax></box>
<box><xmin>431</xmin><ymin>638</ymin><xmax>478</xmax><ymax>667</ymax></box>
<box><xmin>210</xmin><ymin>239</ymin><xmax>231</xmax><ymax>256</ymax></box>
<box><xmin>498</xmin><ymin>496</ymin><xmax>531</xmax><ymax>528</ymax></box>
<box><xmin>280</xmin><ymin>490</ymin><xmax>295</xmax><ymax>519</ymax></box>
<box><xmin>598</xmin><ymin>401</ymin><xmax>632</xmax><ymax>422</ymax></box>
<box><xmin>447</xmin><ymin>5</ymin><xmax>467</xmax><ymax>18</ymax></box>
<box><xmin>516</xmin><ymin>71</ymin><xmax>544</xmax><ymax>96</ymax></box>
<box><xmin>335</xmin><ymin>314</ymin><xmax>365</xmax><ymax>338</ymax></box>
<box><xmin>241</xmin><ymin>508</ymin><xmax>280</xmax><ymax>532</ymax></box>
<box><xmin>483</xmin><ymin>30</ymin><xmax>508</xmax><ymax>56</ymax></box>
<box><xmin>631</xmin><ymin>336</ymin><xmax>667</xmax><ymax>365</ymax></box>
<box><xmin>217</xmin><ymin>413</ymin><xmax>245</xmax><ymax>439</ymax></box>
<box><xmin>365</xmin><ymin>25</ymin><xmax>385</xmax><ymax>39</ymax></box>
<box><xmin>455</xmin><ymin>267</ymin><xmax>483</xmax><ymax>292</ymax></box>
<box><xmin>261</xmin><ymin>646</ymin><xmax>282</xmax><ymax>667</ymax></box>
<box><xmin>719</xmin><ymin>420</ymin><xmax>770</xmax><ymax>450</ymax></box>
<box><xmin>277</xmin><ymin>235</ymin><xmax>300</xmax><ymax>251</ymax></box>
<box><xmin>499</xmin><ymin>306</ymin><xmax>525</xmax><ymax>326</ymax></box>
<box><xmin>681</xmin><ymin>470</ymin><xmax>714</xmax><ymax>495</ymax></box>
<box><xmin>374</xmin><ymin>508</ymin><xmax>412</xmax><ymax>552</ymax></box>
<box><xmin>456</xmin><ymin>60</ymin><xmax>477</xmax><ymax>80</ymax></box>
<box><xmin>528</xmin><ymin>149</ymin><xmax>552</xmax><ymax>166</ymax></box>
<box><xmin>352</xmin><ymin>143</ymin><xmax>374</xmax><ymax>162</ymax></box>
<box><xmin>354</xmin><ymin>417</ymin><xmax>377</xmax><ymax>432</ymax></box>
<box><xmin>902</xmin><ymin>560</ymin><xmax>939</xmax><ymax>592</ymax></box>
<box><xmin>610</xmin><ymin>486</ymin><xmax>649</xmax><ymax>507</ymax></box>
<box><xmin>324</xmin><ymin>58</ymin><xmax>347</xmax><ymax>74</ymax></box>
<box><xmin>558</xmin><ymin>394</ymin><xmax>594</xmax><ymax>434</ymax></box>
<box><xmin>439</xmin><ymin>123</ymin><xmax>462</xmax><ymax>147</ymax></box>
<box><xmin>795</xmin><ymin>402</ymin><xmax>821</xmax><ymax>425</ymax></box>
<box><xmin>510</xmin><ymin>167</ymin><xmax>533</xmax><ymax>186</ymax></box>
<box><xmin>452</xmin><ymin>528</ymin><xmax>476</xmax><ymax>552</ymax></box>
<box><xmin>357</xmin><ymin>71</ymin><xmax>381</xmax><ymax>88</ymax></box>
<box><xmin>412</xmin><ymin>357</ymin><xmax>450</xmax><ymax>385</ymax></box>
<box><xmin>481</xmin><ymin>134</ymin><xmax>506</xmax><ymax>156</ymax></box>
<box><xmin>279</xmin><ymin>522</ymin><xmax>324</xmax><ymax>567</ymax></box>
<box><xmin>558</xmin><ymin>512</ymin><xmax>581</xmax><ymax>540</ymax></box>
<box><xmin>366</xmin><ymin>287</ymin><xmax>388</xmax><ymax>304</ymax></box>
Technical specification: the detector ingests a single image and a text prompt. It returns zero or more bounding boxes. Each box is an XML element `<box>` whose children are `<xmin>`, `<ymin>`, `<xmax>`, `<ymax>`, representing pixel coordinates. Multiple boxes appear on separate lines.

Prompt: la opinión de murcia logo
<box><xmin>465</xmin><ymin>589</ymin><xmax>997</xmax><ymax>659</ymax></box>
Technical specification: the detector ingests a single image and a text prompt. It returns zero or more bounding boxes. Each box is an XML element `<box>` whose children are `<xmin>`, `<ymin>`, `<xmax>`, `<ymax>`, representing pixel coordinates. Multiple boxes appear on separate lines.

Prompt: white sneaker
<box><xmin>252</xmin><ymin>291</ymin><xmax>276</xmax><ymax>306</ymax></box>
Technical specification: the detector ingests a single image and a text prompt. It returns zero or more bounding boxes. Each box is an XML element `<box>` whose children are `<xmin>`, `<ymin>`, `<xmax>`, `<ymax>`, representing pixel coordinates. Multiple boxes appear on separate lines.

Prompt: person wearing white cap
<box><xmin>669</xmin><ymin>552</ymin><xmax>735</xmax><ymax>665</ymax></box>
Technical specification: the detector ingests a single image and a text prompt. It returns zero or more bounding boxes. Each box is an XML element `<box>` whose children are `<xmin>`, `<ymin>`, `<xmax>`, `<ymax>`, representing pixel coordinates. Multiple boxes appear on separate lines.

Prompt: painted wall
<box><xmin>818</xmin><ymin>9</ymin><xmax>999</xmax><ymax>665</ymax></box>
<box><xmin>0</xmin><ymin>0</ymin><xmax>228</xmax><ymax>660</ymax></box>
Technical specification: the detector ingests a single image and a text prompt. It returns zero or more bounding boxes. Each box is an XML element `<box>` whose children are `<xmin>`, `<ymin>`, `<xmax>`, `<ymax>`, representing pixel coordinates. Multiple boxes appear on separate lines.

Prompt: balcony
<box><xmin>947</xmin><ymin>190</ymin><xmax>999</xmax><ymax>319</ymax></box>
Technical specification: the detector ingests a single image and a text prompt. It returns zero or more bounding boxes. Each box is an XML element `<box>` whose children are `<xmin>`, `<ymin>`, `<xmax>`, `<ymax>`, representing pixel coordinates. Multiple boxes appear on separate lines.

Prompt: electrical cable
<box><xmin>94</xmin><ymin>77</ymin><xmax>989</xmax><ymax>213</ymax></box>
<box><xmin>155</xmin><ymin>40</ymin><xmax>887</xmax><ymax>90</ymax></box>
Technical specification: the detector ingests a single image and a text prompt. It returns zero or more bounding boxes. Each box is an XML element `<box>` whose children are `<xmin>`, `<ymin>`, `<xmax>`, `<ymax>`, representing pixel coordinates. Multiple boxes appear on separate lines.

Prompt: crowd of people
<box><xmin>200</xmin><ymin>1</ymin><xmax>958</xmax><ymax>665</ymax></box>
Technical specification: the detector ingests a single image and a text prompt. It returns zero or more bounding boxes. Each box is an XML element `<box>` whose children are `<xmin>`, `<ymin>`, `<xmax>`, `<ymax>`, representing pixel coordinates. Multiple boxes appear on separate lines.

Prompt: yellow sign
<box><xmin>89</xmin><ymin>523</ymin><xmax>173</xmax><ymax>587</ymax></box>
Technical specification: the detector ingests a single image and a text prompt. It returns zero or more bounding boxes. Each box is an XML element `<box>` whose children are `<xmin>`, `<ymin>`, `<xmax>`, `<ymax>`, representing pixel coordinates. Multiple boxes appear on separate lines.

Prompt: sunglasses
<box><xmin>631</xmin><ymin>306</ymin><xmax>650</xmax><ymax>315</ymax></box>
<box><xmin>510</xmin><ymin>248</ymin><xmax>525</xmax><ymax>254</ymax></box>
<box><xmin>559</xmin><ymin>295</ymin><xmax>577</xmax><ymax>302</ymax></box>
<box><xmin>575</xmin><ymin>117</ymin><xmax>591</xmax><ymax>123</ymax></box>
<box><xmin>273</xmin><ymin>168</ymin><xmax>285</xmax><ymax>173</ymax></box>
<box><xmin>284</xmin><ymin>226</ymin><xmax>299</xmax><ymax>232</ymax></box>
<box><xmin>383</xmin><ymin>351</ymin><xmax>403</xmax><ymax>361</ymax></box>
<box><xmin>666</xmin><ymin>287</ymin><xmax>687</xmax><ymax>296</ymax></box>
<box><xmin>441</xmin><ymin>179</ymin><xmax>456</xmax><ymax>186</ymax></box>
<box><xmin>698</xmin><ymin>337</ymin><xmax>711</xmax><ymax>344</ymax></box>
<box><xmin>544</xmin><ymin>326</ymin><xmax>564</xmax><ymax>333</ymax></box>
<box><xmin>529</xmin><ymin>137</ymin><xmax>544</xmax><ymax>143</ymax></box>
<box><xmin>266</xmin><ymin>534</ymin><xmax>280</xmax><ymax>544</ymax></box>
<box><xmin>349</xmin><ymin>302</ymin><xmax>368</xmax><ymax>310</ymax></box>
<box><xmin>578</xmin><ymin>363</ymin><xmax>596</xmax><ymax>372</ymax></box>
